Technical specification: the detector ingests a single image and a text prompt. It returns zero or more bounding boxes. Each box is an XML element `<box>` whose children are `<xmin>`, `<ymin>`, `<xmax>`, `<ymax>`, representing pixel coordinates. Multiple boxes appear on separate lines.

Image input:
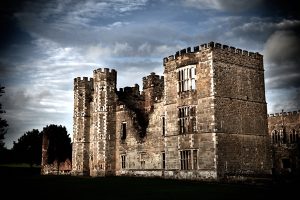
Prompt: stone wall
<box><xmin>212</xmin><ymin>45</ymin><xmax>271</xmax><ymax>179</ymax></box>
<box><xmin>41</xmin><ymin>159</ymin><xmax>72</xmax><ymax>175</ymax></box>
<box><xmin>72</xmin><ymin>77</ymin><xmax>93</xmax><ymax>175</ymax></box>
<box><xmin>71</xmin><ymin>41</ymin><xmax>272</xmax><ymax>182</ymax></box>
<box><xmin>115</xmin><ymin>101</ymin><xmax>164</xmax><ymax>175</ymax></box>
<box><xmin>268</xmin><ymin>111</ymin><xmax>300</xmax><ymax>177</ymax></box>
<box><xmin>163</xmin><ymin>46</ymin><xmax>217</xmax><ymax>179</ymax></box>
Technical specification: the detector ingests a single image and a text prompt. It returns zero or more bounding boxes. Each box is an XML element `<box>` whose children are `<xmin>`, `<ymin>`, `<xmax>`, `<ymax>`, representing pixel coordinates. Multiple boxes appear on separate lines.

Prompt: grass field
<box><xmin>1</xmin><ymin>166</ymin><xmax>298</xmax><ymax>200</ymax></box>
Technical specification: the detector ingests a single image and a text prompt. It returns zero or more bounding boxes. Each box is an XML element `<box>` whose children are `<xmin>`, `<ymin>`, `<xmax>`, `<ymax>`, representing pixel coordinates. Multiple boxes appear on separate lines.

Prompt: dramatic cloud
<box><xmin>182</xmin><ymin>0</ymin><xmax>262</xmax><ymax>11</ymax></box>
<box><xmin>0</xmin><ymin>0</ymin><xmax>299</xmax><ymax>148</ymax></box>
<box><xmin>264</xmin><ymin>30</ymin><xmax>300</xmax><ymax>89</ymax></box>
<box><xmin>263</xmin><ymin>28</ymin><xmax>300</xmax><ymax>113</ymax></box>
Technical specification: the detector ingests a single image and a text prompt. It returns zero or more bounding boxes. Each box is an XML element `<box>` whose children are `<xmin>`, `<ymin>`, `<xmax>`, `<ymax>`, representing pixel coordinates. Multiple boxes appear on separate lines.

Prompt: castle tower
<box><xmin>72</xmin><ymin>77</ymin><xmax>93</xmax><ymax>175</ymax></box>
<box><xmin>162</xmin><ymin>42</ymin><xmax>271</xmax><ymax>180</ymax></box>
<box><xmin>142</xmin><ymin>72</ymin><xmax>164</xmax><ymax>112</ymax></box>
<box><xmin>89</xmin><ymin>68</ymin><xmax>117</xmax><ymax>176</ymax></box>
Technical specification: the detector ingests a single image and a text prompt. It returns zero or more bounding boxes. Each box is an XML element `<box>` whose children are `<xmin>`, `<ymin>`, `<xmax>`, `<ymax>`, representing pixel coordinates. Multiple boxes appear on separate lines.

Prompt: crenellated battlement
<box><xmin>74</xmin><ymin>77</ymin><xmax>93</xmax><ymax>82</ymax></box>
<box><xmin>163</xmin><ymin>41</ymin><xmax>263</xmax><ymax>65</ymax></box>
<box><xmin>268</xmin><ymin>110</ymin><xmax>300</xmax><ymax>117</ymax></box>
<box><xmin>93</xmin><ymin>67</ymin><xmax>117</xmax><ymax>75</ymax></box>
<box><xmin>92</xmin><ymin>67</ymin><xmax>117</xmax><ymax>85</ymax></box>
<box><xmin>118</xmin><ymin>84</ymin><xmax>141</xmax><ymax>97</ymax></box>
<box><xmin>142</xmin><ymin>72</ymin><xmax>164</xmax><ymax>90</ymax></box>
<box><xmin>74</xmin><ymin>77</ymin><xmax>93</xmax><ymax>87</ymax></box>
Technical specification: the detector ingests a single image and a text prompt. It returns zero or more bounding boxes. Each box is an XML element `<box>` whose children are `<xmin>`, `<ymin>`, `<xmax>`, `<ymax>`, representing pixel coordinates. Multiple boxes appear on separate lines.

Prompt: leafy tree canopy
<box><xmin>12</xmin><ymin>129</ymin><xmax>42</xmax><ymax>166</ymax></box>
<box><xmin>42</xmin><ymin>124</ymin><xmax>72</xmax><ymax>164</ymax></box>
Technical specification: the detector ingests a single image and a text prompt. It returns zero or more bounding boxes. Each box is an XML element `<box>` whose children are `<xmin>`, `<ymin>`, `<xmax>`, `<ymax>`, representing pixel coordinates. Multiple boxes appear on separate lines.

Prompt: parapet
<box><xmin>74</xmin><ymin>77</ymin><xmax>93</xmax><ymax>84</ymax></box>
<box><xmin>92</xmin><ymin>67</ymin><xmax>117</xmax><ymax>83</ymax></box>
<box><xmin>163</xmin><ymin>41</ymin><xmax>263</xmax><ymax>65</ymax></box>
<box><xmin>142</xmin><ymin>72</ymin><xmax>164</xmax><ymax>89</ymax></box>
<box><xmin>74</xmin><ymin>77</ymin><xmax>93</xmax><ymax>91</ymax></box>
<box><xmin>118</xmin><ymin>84</ymin><xmax>141</xmax><ymax>97</ymax></box>
<box><xmin>93</xmin><ymin>67</ymin><xmax>117</xmax><ymax>75</ymax></box>
<box><xmin>268</xmin><ymin>110</ymin><xmax>300</xmax><ymax>117</ymax></box>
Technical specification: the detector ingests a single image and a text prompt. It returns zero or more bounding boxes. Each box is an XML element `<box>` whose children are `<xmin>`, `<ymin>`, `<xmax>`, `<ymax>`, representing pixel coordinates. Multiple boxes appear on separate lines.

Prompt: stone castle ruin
<box><xmin>268</xmin><ymin>111</ymin><xmax>300</xmax><ymax>177</ymax></box>
<box><xmin>71</xmin><ymin>41</ymin><xmax>272</xmax><ymax>181</ymax></box>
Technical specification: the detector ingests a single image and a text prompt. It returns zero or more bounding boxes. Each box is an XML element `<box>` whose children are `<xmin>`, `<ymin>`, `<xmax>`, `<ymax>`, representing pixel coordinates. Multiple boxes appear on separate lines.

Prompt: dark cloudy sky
<box><xmin>0</xmin><ymin>0</ymin><xmax>299</xmax><ymax>149</ymax></box>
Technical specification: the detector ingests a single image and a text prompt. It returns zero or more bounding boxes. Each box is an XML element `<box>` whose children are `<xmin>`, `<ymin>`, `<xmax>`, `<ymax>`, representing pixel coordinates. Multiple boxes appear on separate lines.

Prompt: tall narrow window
<box><xmin>272</xmin><ymin>130</ymin><xmax>279</xmax><ymax>144</ymax></box>
<box><xmin>121</xmin><ymin>122</ymin><xmax>127</xmax><ymax>140</ymax></box>
<box><xmin>191</xmin><ymin>67</ymin><xmax>196</xmax><ymax>90</ymax></box>
<box><xmin>121</xmin><ymin>155</ymin><xmax>126</xmax><ymax>169</ymax></box>
<box><xmin>193</xmin><ymin>150</ymin><xmax>197</xmax><ymax>170</ymax></box>
<box><xmin>162</xmin><ymin>116</ymin><xmax>165</xmax><ymax>136</ymax></box>
<box><xmin>162</xmin><ymin>152</ymin><xmax>165</xmax><ymax>169</ymax></box>
<box><xmin>140</xmin><ymin>153</ymin><xmax>145</xmax><ymax>169</ymax></box>
<box><xmin>290</xmin><ymin>129</ymin><xmax>297</xmax><ymax>144</ymax></box>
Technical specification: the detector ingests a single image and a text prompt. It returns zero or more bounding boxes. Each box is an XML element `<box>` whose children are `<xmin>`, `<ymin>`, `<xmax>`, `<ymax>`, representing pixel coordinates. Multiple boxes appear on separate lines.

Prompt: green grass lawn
<box><xmin>1</xmin><ymin>166</ymin><xmax>298</xmax><ymax>200</ymax></box>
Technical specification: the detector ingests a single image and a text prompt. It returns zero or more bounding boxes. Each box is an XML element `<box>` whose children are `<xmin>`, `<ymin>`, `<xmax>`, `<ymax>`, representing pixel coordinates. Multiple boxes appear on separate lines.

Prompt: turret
<box><xmin>142</xmin><ymin>72</ymin><xmax>164</xmax><ymax>112</ymax></box>
<box><xmin>72</xmin><ymin>77</ymin><xmax>93</xmax><ymax>175</ymax></box>
<box><xmin>90</xmin><ymin>68</ymin><xmax>117</xmax><ymax>176</ymax></box>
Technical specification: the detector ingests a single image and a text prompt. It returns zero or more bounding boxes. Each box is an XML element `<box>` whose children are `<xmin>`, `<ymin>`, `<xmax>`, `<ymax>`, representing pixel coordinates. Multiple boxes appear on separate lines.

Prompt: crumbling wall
<box><xmin>268</xmin><ymin>111</ymin><xmax>300</xmax><ymax>177</ymax></box>
<box><xmin>42</xmin><ymin>159</ymin><xmax>72</xmax><ymax>175</ymax></box>
<box><xmin>115</xmin><ymin>101</ymin><xmax>165</xmax><ymax>176</ymax></box>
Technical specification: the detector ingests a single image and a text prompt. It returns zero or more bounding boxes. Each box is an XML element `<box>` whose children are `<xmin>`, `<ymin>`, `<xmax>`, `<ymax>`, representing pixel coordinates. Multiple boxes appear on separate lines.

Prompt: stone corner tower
<box><xmin>72</xmin><ymin>77</ymin><xmax>93</xmax><ymax>176</ymax></box>
<box><xmin>142</xmin><ymin>72</ymin><xmax>164</xmax><ymax>112</ymax></box>
<box><xmin>89</xmin><ymin>68</ymin><xmax>117</xmax><ymax>176</ymax></box>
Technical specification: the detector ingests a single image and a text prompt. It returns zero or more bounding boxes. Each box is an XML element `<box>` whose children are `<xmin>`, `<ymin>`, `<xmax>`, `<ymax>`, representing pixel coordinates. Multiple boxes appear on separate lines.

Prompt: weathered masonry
<box><xmin>72</xmin><ymin>41</ymin><xmax>271</xmax><ymax>181</ymax></box>
<box><xmin>268</xmin><ymin>110</ymin><xmax>300</xmax><ymax>177</ymax></box>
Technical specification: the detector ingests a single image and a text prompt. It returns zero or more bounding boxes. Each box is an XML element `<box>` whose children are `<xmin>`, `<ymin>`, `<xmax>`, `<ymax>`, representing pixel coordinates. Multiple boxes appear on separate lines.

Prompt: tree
<box><xmin>42</xmin><ymin>124</ymin><xmax>72</xmax><ymax>165</ymax></box>
<box><xmin>0</xmin><ymin>85</ymin><xmax>8</xmax><ymax>151</ymax></box>
<box><xmin>12</xmin><ymin>129</ymin><xmax>42</xmax><ymax>166</ymax></box>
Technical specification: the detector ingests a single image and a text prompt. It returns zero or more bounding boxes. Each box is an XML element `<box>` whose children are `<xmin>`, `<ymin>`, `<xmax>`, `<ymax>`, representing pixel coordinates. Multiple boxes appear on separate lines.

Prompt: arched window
<box><xmin>272</xmin><ymin>130</ymin><xmax>278</xmax><ymax>144</ymax></box>
<box><xmin>290</xmin><ymin>129</ymin><xmax>297</xmax><ymax>143</ymax></box>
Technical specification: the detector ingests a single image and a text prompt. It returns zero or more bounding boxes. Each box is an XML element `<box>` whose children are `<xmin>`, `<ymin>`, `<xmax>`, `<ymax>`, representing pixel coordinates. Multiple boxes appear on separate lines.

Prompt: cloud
<box><xmin>181</xmin><ymin>0</ymin><xmax>300</xmax><ymax>18</ymax></box>
<box><xmin>1</xmin><ymin>0</ymin><xmax>299</xmax><ymax>148</ymax></box>
<box><xmin>263</xmin><ymin>26</ymin><xmax>300</xmax><ymax>113</ymax></box>
<box><xmin>267</xmin><ymin>88</ymin><xmax>300</xmax><ymax>113</ymax></box>
<box><xmin>220</xmin><ymin>18</ymin><xmax>300</xmax><ymax>51</ymax></box>
<box><xmin>182</xmin><ymin>0</ymin><xmax>262</xmax><ymax>12</ymax></box>
<box><xmin>1</xmin><ymin>85</ymin><xmax>73</xmax><ymax>149</ymax></box>
<box><xmin>264</xmin><ymin>30</ymin><xmax>300</xmax><ymax>89</ymax></box>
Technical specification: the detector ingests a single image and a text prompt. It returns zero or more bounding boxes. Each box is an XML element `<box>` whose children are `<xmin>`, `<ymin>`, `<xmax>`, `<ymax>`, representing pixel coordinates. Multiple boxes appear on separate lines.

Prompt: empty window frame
<box><xmin>289</xmin><ymin>129</ymin><xmax>298</xmax><ymax>144</ymax></box>
<box><xmin>140</xmin><ymin>153</ymin><xmax>146</xmax><ymax>169</ymax></box>
<box><xmin>180</xmin><ymin>150</ymin><xmax>191</xmax><ymax>170</ymax></box>
<box><xmin>121</xmin><ymin>122</ymin><xmax>127</xmax><ymax>140</ymax></box>
<box><xmin>177</xmin><ymin>65</ymin><xmax>196</xmax><ymax>92</ymax></box>
<box><xmin>121</xmin><ymin>155</ymin><xmax>126</xmax><ymax>169</ymax></box>
<box><xmin>282</xmin><ymin>158</ymin><xmax>291</xmax><ymax>169</ymax></box>
<box><xmin>162</xmin><ymin>116</ymin><xmax>166</xmax><ymax>136</ymax></box>
<box><xmin>178</xmin><ymin>106</ymin><xmax>196</xmax><ymax>134</ymax></box>
<box><xmin>162</xmin><ymin>152</ymin><xmax>165</xmax><ymax>169</ymax></box>
<box><xmin>272</xmin><ymin>130</ymin><xmax>280</xmax><ymax>144</ymax></box>
<box><xmin>193</xmin><ymin>150</ymin><xmax>198</xmax><ymax>170</ymax></box>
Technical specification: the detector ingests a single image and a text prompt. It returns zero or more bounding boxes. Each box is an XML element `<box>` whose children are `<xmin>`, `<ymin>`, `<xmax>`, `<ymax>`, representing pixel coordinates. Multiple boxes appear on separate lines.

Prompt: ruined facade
<box><xmin>72</xmin><ymin>41</ymin><xmax>271</xmax><ymax>181</ymax></box>
<box><xmin>268</xmin><ymin>111</ymin><xmax>300</xmax><ymax>177</ymax></box>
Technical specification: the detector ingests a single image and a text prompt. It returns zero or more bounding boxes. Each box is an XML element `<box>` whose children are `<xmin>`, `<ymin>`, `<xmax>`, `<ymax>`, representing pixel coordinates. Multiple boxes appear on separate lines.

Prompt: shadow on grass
<box><xmin>1</xmin><ymin>166</ymin><xmax>299</xmax><ymax>200</ymax></box>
